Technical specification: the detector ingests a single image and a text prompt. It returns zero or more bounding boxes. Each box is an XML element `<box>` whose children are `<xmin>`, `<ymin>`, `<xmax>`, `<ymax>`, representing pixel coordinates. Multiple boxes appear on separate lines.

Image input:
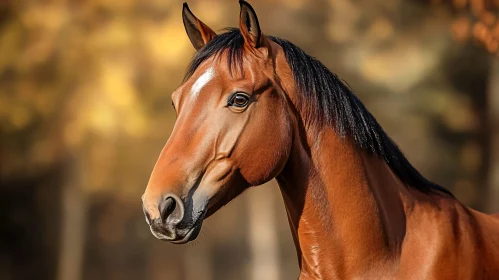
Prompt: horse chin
<box><xmin>169</xmin><ymin>222</ymin><xmax>203</xmax><ymax>244</ymax></box>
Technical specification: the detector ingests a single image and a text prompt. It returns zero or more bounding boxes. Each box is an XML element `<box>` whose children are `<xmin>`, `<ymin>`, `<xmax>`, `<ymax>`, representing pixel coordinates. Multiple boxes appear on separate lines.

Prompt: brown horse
<box><xmin>142</xmin><ymin>1</ymin><xmax>499</xmax><ymax>279</ymax></box>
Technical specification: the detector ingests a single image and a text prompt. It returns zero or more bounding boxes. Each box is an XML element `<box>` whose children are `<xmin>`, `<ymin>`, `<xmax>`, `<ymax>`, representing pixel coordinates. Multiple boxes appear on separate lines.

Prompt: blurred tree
<box><xmin>445</xmin><ymin>0</ymin><xmax>499</xmax><ymax>53</ymax></box>
<box><xmin>440</xmin><ymin>45</ymin><xmax>493</xmax><ymax>210</ymax></box>
<box><xmin>440</xmin><ymin>0</ymin><xmax>499</xmax><ymax>210</ymax></box>
<box><xmin>487</xmin><ymin>59</ymin><xmax>499</xmax><ymax>213</ymax></box>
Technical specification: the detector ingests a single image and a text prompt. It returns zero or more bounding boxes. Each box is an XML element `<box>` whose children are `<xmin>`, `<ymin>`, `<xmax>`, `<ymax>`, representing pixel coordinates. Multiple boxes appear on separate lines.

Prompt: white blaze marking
<box><xmin>191</xmin><ymin>67</ymin><xmax>215</xmax><ymax>98</ymax></box>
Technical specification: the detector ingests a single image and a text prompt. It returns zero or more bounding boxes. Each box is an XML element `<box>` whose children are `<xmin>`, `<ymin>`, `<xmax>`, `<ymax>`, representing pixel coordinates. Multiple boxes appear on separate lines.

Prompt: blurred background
<box><xmin>0</xmin><ymin>0</ymin><xmax>498</xmax><ymax>279</ymax></box>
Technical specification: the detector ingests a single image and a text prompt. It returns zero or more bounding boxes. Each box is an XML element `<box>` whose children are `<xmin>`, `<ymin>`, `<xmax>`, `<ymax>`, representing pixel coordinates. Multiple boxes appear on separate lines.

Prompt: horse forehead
<box><xmin>190</xmin><ymin>66</ymin><xmax>216</xmax><ymax>98</ymax></box>
<box><xmin>176</xmin><ymin>52</ymin><xmax>267</xmax><ymax>101</ymax></box>
<box><xmin>174</xmin><ymin>66</ymin><xmax>217</xmax><ymax>103</ymax></box>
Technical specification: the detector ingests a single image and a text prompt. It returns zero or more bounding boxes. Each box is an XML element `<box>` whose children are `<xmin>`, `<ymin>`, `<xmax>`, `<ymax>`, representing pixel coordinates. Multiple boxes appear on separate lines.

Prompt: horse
<box><xmin>142</xmin><ymin>1</ymin><xmax>499</xmax><ymax>279</ymax></box>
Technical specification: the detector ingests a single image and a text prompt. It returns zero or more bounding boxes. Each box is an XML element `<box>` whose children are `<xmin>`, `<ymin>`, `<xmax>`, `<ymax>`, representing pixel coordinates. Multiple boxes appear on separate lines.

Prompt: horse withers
<box><xmin>142</xmin><ymin>1</ymin><xmax>499</xmax><ymax>279</ymax></box>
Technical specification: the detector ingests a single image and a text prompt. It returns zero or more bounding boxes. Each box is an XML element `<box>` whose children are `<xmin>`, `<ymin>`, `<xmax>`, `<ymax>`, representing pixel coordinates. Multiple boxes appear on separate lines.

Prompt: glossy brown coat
<box><xmin>142</xmin><ymin>2</ymin><xmax>499</xmax><ymax>279</ymax></box>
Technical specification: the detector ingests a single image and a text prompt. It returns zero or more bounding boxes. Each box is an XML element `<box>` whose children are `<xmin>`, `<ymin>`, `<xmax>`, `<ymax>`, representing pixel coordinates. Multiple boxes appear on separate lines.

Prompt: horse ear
<box><xmin>239</xmin><ymin>1</ymin><xmax>268</xmax><ymax>50</ymax></box>
<box><xmin>182</xmin><ymin>3</ymin><xmax>217</xmax><ymax>50</ymax></box>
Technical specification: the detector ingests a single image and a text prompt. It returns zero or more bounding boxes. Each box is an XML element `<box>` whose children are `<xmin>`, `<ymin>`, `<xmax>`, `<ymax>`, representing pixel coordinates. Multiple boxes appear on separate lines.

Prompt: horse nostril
<box><xmin>159</xmin><ymin>197</ymin><xmax>175</xmax><ymax>222</ymax></box>
<box><xmin>159</xmin><ymin>194</ymin><xmax>184</xmax><ymax>224</ymax></box>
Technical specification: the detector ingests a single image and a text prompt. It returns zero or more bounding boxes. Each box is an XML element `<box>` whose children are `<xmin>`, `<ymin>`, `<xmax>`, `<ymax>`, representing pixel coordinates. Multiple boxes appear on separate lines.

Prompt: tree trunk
<box><xmin>487</xmin><ymin>59</ymin><xmax>499</xmax><ymax>213</ymax></box>
<box><xmin>247</xmin><ymin>182</ymin><xmax>280</xmax><ymax>280</ymax></box>
<box><xmin>57</xmin><ymin>158</ymin><xmax>87</xmax><ymax>280</ymax></box>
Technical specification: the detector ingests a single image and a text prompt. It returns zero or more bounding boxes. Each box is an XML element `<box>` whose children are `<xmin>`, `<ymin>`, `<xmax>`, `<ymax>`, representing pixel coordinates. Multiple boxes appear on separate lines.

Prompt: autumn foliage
<box><xmin>448</xmin><ymin>0</ymin><xmax>499</xmax><ymax>53</ymax></box>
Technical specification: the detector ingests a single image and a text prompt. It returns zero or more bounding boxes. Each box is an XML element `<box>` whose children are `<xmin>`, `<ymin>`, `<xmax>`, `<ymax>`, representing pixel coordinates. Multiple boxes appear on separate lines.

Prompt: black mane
<box><xmin>185</xmin><ymin>28</ymin><xmax>452</xmax><ymax>196</ymax></box>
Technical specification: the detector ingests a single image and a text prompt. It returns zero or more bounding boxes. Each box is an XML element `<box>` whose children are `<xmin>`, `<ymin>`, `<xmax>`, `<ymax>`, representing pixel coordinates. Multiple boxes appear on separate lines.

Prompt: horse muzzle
<box><xmin>142</xmin><ymin>193</ymin><xmax>205</xmax><ymax>244</ymax></box>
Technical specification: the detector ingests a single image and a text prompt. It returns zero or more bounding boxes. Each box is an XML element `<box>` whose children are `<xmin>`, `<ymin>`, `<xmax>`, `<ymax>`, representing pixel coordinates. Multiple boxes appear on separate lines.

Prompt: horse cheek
<box><xmin>239</xmin><ymin>110</ymin><xmax>292</xmax><ymax>186</ymax></box>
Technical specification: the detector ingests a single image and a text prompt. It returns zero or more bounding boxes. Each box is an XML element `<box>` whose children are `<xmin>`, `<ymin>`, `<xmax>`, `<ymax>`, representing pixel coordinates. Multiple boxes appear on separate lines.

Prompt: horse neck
<box><xmin>276</xmin><ymin>127</ymin><xmax>411</xmax><ymax>278</ymax></box>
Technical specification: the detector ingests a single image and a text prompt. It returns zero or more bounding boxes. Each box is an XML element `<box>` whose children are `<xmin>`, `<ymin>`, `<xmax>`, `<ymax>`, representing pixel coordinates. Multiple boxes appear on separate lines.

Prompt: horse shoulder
<box><xmin>400</xmin><ymin>197</ymin><xmax>499</xmax><ymax>279</ymax></box>
<box><xmin>463</xmin><ymin>207</ymin><xmax>499</xmax><ymax>277</ymax></box>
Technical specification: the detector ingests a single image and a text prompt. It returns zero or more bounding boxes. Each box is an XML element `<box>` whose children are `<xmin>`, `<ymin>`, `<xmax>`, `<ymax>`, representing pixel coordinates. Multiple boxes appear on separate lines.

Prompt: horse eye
<box><xmin>228</xmin><ymin>93</ymin><xmax>250</xmax><ymax>108</ymax></box>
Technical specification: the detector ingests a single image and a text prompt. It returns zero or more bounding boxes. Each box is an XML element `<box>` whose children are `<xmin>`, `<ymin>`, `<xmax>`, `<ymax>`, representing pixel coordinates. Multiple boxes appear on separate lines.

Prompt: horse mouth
<box><xmin>169</xmin><ymin>222</ymin><xmax>203</xmax><ymax>244</ymax></box>
<box><xmin>149</xmin><ymin>211</ymin><xmax>206</xmax><ymax>244</ymax></box>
